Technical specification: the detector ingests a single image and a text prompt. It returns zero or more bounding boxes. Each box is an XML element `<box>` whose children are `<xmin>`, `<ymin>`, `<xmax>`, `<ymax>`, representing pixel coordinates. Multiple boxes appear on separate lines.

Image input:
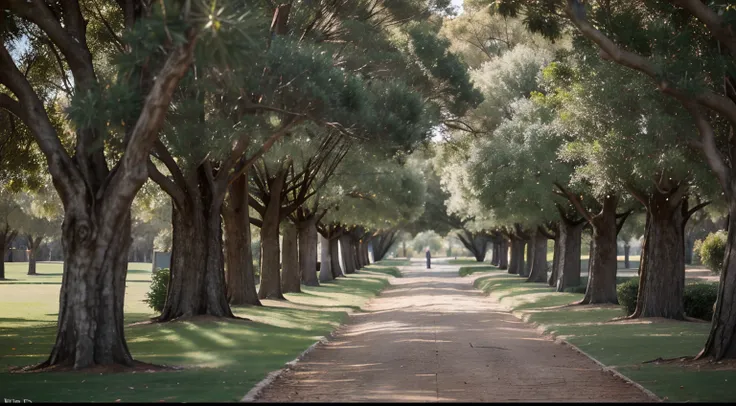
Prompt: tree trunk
<box><xmin>159</xmin><ymin>185</ymin><xmax>234</xmax><ymax>320</ymax></box>
<box><xmin>527</xmin><ymin>232</ymin><xmax>548</xmax><ymax>283</ymax></box>
<box><xmin>684</xmin><ymin>235</ymin><xmax>694</xmax><ymax>265</ymax></box>
<box><xmin>27</xmin><ymin>236</ymin><xmax>43</xmax><ymax>276</ymax></box>
<box><xmin>555</xmin><ymin>220</ymin><xmax>583</xmax><ymax>292</ymax></box>
<box><xmin>258</xmin><ymin>170</ymin><xmax>287</xmax><ymax>300</ymax></box>
<box><xmin>520</xmin><ymin>239</ymin><xmax>532</xmax><ymax>277</ymax></box>
<box><xmin>624</xmin><ymin>244</ymin><xmax>631</xmax><ymax>269</ymax></box>
<box><xmin>580</xmin><ymin>195</ymin><xmax>619</xmax><ymax>305</ymax></box>
<box><xmin>373</xmin><ymin>231</ymin><xmax>396</xmax><ymax>262</ymax></box>
<box><xmin>330</xmin><ymin>237</ymin><xmax>344</xmax><ymax>278</ymax></box>
<box><xmin>549</xmin><ymin>237</ymin><xmax>560</xmax><ymax>287</ymax></box>
<box><xmin>355</xmin><ymin>239</ymin><xmax>365</xmax><ymax>270</ymax></box>
<box><xmin>42</xmin><ymin>212</ymin><xmax>134</xmax><ymax>369</ymax></box>
<box><xmin>362</xmin><ymin>239</ymin><xmax>370</xmax><ymax>266</ymax></box>
<box><xmin>508</xmin><ymin>238</ymin><xmax>524</xmax><ymax>275</ymax></box>
<box><xmin>631</xmin><ymin>197</ymin><xmax>685</xmax><ymax>319</ymax></box>
<box><xmin>490</xmin><ymin>242</ymin><xmax>499</xmax><ymax>266</ymax></box>
<box><xmin>298</xmin><ymin>218</ymin><xmax>319</xmax><ymax>287</ymax></box>
<box><xmin>0</xmin><ymin>224</ymin><xmax>17</xmax><ymax>280</ymax></box>
<box><xmin>281</xmin><ymin>222</ymin><xmax>300</xmax><ymax>294</ymax></box>
<box><xmin>498</xmin><ymin>239</ymin><xmax>509</xmax><ymax>269</ymax></box>
<box><xmin>319</xmin><ymin>235</ymin><xmax>334</xmax><ymax>282</ymax></box>
<box><xmin>224</xmin><ymin>173</ymin><xmax>261</xmax><ymax>306</ymax></box>
<box><xmin>699</xmin><ymin>204</ymin><xmax>736</xmax><ymax>360</ymax></box>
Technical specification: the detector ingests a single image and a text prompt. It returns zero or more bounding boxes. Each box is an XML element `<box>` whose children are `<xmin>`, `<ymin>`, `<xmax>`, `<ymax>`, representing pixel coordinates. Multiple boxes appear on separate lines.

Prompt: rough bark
<box><xmin>527</xmin><ymin>231</ymin><xmax>548</xmax><ymax>283</ymax></box>
<box><xmin>631</xmin><ymin>195</ymin><xmax>686</xmax><ymax>319</ymax></box>
<box><xmin>624</xmin><ymin>244</ymin><xmax>631</xmax><ymax>269</ymax></box>
<box><xmin>490</xmin><ymin>242</ymin><xmax>499</xmax><ymax>266</ymax></box>
<box><xmin>159</xmin><ymin>178</ymin><xmax>234</xmax><ymax>321</ymax></box>
<box><xmin>224</xmin><ymin>173</ymin><xmax>261</xmax><ymax>306</ymax></box>
<box><xmin>27</xmin><ymin>235</ymin><xmax>43</xmax><ymax>275</ymax></box>
<box><xmin>555</xmin><ymin>220</ymin><xmax>584</xmax><ymax>292</ymax></box>
<box><xmin>298</xmin><ymin>218</ymin><xmax>319</xmax><ymax>286</ymax></box>
<box><xmin>258</xmin><ymin>169</ymin><xmax>287</xmax><ymax>300</ymax></box>
<box><xmin>43</xmin><ymin>213</ymin><xmax>134</xmax><ymax>369</ymax></box>
<box><xmin>319</xmin><ymin>235</ymin><xmax>334</xmax><ymax>282</ymax></box>
<box><xmin>580</xmin><ymin>195</ymin><xmax>619</xmax><ymax>305</ymax></box>
<box><xmin>498</xmin><ymin>239</ymin><xmax>509</xmax><ymax>270</ymax></box>
<box><xmin>281</xmin><ymin>222</ymin><xmax>300</xmax><ymax>294</ymax></box>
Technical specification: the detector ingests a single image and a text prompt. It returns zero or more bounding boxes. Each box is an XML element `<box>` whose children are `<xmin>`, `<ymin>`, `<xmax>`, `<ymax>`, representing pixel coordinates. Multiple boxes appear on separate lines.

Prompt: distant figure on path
<box><xmin>425</xmin><ymin>247</ymin><xmax>431</xmax><ymax>269</ymax></box>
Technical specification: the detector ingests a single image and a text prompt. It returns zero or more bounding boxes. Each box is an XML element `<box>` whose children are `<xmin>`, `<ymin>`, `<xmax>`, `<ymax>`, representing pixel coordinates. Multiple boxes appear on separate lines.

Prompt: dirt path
<box><xmin>253</xmin><ymin>260</ymin><xmax>655</xmax><ymax>402</ymax></box>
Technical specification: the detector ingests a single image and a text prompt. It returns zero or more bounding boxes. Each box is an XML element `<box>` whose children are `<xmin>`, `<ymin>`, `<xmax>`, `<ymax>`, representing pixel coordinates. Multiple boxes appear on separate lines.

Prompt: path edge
<box><xmin>482</xmin><ymin>287</ymin><xmax>662</xmax><ymax>403</ymax></box>
<box><xmin>240</xmin><ymin>335</ymin><xmax>329</xmax><ymax>403</ymax></box>
<box><xmin>241</xmin><ymin>264</ymin><xmax>403</xmax><ymax>402</ymax></box>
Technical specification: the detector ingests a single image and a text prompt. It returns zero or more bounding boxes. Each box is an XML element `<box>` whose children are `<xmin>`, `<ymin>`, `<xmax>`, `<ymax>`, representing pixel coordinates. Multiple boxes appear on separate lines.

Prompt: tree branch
<box><xmin>554</xmin><ymin>181</ymin><xmax>593</xmax><ymax>223</ymax></box>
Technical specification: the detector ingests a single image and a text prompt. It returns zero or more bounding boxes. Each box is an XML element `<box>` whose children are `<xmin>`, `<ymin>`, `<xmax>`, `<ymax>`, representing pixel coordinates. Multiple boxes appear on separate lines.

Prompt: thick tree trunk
<box><xmin>27</xmin><ymin>236</ymin><xmax>43</xmax><ymax>276</ymax></box>
<box><xmin>281</xmin><ymin>222</ymin><xmax>300</xmax><ymax>294</ymax></box>
<box><xmin>624</xmin><ymin>244</ymin><xmax>631</xmax><ymax>269</ymax></box>
<box><xmin>699</xmin><ymin>204</ymin><xmax>736</xmax><ymax>360</ymax></box>
<box><xmin>330</xmin><ymin>237</ymin><xmax>344</xmax><ymax>278</ymax></box>
<box><xmin>361</xmin><ymin>239</ymin><xmax>370</xmax><ymax>266</ymax></box>
<box><xmin>580</xmin><ymin>196</ymin><xmax>619</xmax><ymax>305</ymax></box>
<box><xmin>42</xmin><ymin>212</ymin><xmax>134</xmax><ymax>369</ymax></box>
<box><xmin>490</xmin><ymin>242</ymin><xmax>499</xmax><ymax>266</ymax></box>
<box><xmin>527</xmin><ymin>232</ymin><xmax>548</xmax><ymax>283</ymax></box>
<box><xmin>224</xmin><ymin>173</ymin><xmax>261</xmax><ymax>306</ymax></box>
<box><xmin>0</xmin><ymin>225</ymin><xmax>17</xmax><ymax>280</ymax></box>
<box><xmin>298</xmin><ymin>218</ymin><xmax>319</xmax><ymax>287</ymax></box>
<box><xmin>555</xmin><ymin>220</ymin><xmax>583</xmax><ymax>292</ymax></box>
<box><xmin>258</xmin><ymin>170</ymin><xmax>287</xmax><ymax>301</ymax></box>
<box><xmin>159</xmin><ymin>188</ymin><xmax>234</xmax><ymax>320</ymax></box>
<box><xmin>355</xmin><ymin>239</ymin><xmax>365</xmax><ymax>270</ymax></box>
<box><xmin>684</xmin><ymin>236</ymin><xmax>694</xmax><ymax>265</ymax></box>
<box><xmin>498</xmin><ymin>239</ymin><xmax>509</xmax><ymax>269</ymax></box>
<box><xmin>508</xmin><ymin>238</ymin><xmax>524</xmax><ymax>275</ymax></box>
<box><xmin>319</xmin><ymin>235</ymin><xmax>334</xmax><ymax>282</ymax></box>
<box><xmin>631</xmin><ymin>199</ymin><xmax>685</xmax><ymax>319</ymax></box>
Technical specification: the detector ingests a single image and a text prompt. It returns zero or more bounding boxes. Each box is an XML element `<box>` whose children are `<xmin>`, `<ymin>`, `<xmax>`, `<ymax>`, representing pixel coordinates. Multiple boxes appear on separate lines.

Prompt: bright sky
<box><xmin>452</xmin><ymin>0</ymin><xmax>464</xmax><ymax>14</ymax></box>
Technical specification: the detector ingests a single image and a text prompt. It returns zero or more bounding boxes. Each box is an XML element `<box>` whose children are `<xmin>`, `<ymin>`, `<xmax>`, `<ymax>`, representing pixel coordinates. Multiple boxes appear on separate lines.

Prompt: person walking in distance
<box><xmin>425</xmin><ymin>247</ymin><xmax>431</xmax><ymax>269</ymax></box>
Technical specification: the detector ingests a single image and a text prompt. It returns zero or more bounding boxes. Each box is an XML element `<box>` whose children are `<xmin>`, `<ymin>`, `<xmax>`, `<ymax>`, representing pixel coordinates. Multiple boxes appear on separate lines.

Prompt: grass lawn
<box><xmin>0</xmin><ymin>261</ymin><xmax>399</xmax><ymax>402</ymax></box>
<box><xmin>458</xmin><ymin>265</ymin><xmax>499</xmax><ymax>277</ymax></box>
<box><xmin>473</xmin><ymin>273</ymin><xmax>733</xmax><ymax>402</ymax></box>
<box><xmin>447</xmin><ymin>258</ymin><xmax>484</xmax><ymax>265</ymax></box>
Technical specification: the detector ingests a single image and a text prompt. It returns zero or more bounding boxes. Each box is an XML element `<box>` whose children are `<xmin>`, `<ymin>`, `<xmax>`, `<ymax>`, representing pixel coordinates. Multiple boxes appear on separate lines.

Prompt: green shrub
<box><xmin>684</xmin><ymin>283</ymin><xmax>718</xmax><ymax>321</ymax></box>
<box><xmin>564</xmin><ymin>285</ymin><xmax>587</xmax><ymax>294</ymax></box>
<box><xmin>617</xmin><ymin>278</ymin><xmax>639</xmax><ymax>316</ymax></box>
<box><xmin>699</xmin><ymin>231</ymin><xmax>727</xmax><ymax>274</ymax></box>
<box><xmin>692</xmin><ymin>239</ymin><xmax>703</xmax><ymax>265</ymax></box>
<box><xmin>145</xmin><ymin>268</ymin><xmax>170</xmax><ymax>312</ymax></box>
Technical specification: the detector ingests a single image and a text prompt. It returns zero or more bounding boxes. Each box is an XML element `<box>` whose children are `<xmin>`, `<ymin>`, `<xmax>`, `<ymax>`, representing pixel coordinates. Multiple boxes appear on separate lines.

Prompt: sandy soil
<box><xmin>254</xmin><ymin>260</ymin><xmax>655</xmax><ymax>402</ymax></box>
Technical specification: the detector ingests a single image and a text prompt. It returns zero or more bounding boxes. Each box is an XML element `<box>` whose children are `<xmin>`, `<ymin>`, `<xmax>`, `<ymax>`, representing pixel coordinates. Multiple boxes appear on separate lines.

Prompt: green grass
<box><xmin>0</xmin><ymin>261</ymin><xmax>394</xmax><ymax>402</ymax></box>
<box><xmin>374</xmin><ymin>259</ymin><xmax>410</xmax><ymax>267</ymax></box>
<box><xmin>473</xmin><ymin>273</ymin><xmax>733</xmax><ymax>402</ymax></box>
<box><xmin>458</xmin><ymin>265</ymin><xmax>499</xmax><ymax>277</ymax></box>
<box><xmin>447</xmin><ymin>258</ymin><xmax>485</xmax><ymax>265</ymax></box>
<box><xmin>365</xmin><ymin>264</ymin><xmax>402</xmax><ymax>278</ymax></box>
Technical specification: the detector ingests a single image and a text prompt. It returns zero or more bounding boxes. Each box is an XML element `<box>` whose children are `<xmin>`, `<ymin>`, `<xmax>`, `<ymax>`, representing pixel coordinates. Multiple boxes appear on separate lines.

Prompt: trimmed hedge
<box><xmin>683</xmin><ymin>283</ymin><xmax>718</xmax><ymax>321</ymax></box>
<box><xmin>617</xmin><ymin>278</ymin><xmax>639</xmax><ymax>316</ymax></box>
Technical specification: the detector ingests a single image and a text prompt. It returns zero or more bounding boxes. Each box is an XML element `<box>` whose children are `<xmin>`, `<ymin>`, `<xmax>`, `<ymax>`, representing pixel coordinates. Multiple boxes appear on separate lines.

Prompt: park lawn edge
<box><xmin>0</xmin><ymin>262</ymin><xmax>401</xmax><ymax>403</ymax></box>
<box><xmin>458</xmin><ymin>265</ymin><xmax>499</xmax><ymax>277</ymax></box>
<box><xmin>471</xmin><ymin>274</ymin><xmax>734</xmax><ymax>403</ymax></box>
